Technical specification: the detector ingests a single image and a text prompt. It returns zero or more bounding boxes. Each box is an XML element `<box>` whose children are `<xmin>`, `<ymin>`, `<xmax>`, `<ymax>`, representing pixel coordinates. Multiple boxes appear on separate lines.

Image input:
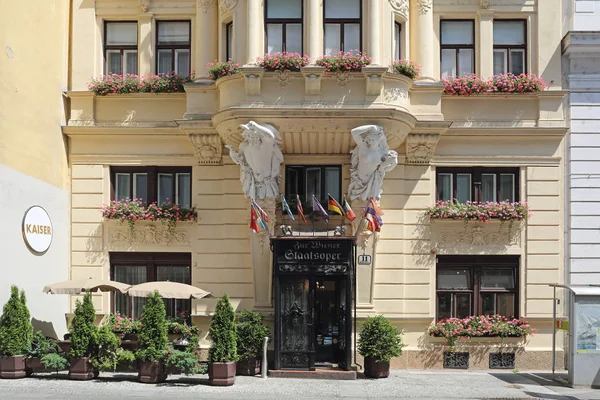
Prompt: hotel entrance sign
<box><xmin>22</xmin><ymin>206</ymin><xmax>53</xmax><ymax>254</ymax></box>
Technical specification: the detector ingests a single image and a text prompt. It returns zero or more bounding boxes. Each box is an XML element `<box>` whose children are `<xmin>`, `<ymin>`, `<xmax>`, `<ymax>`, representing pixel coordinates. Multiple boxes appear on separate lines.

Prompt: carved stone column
<box><xmin>351</xmin><ymin>199</ymin><xmax>377</xmax><ymax>314</ymax></box>
<box><xmin>410</xmin><ymin>0</ymin><xmax>435</xmax><ymax>81</ymax></box>
<box><xmin>368</xmin><ymin>0</ymin><xmax>382</xmax><ymax>65</ymax></box>
<box><xmin>307</xmin><ymin>0</ymin><xmax>322</xmax><ymax>62</ymax></box>
<box><xmin>196</xmin><ymin>0</ymin><xmax>218</xmax><ymax>78</ymax></box>
<box><xmin>250</xmin><ymin>197</ymin><xmax>276</xmax><ymax>310</ymax></box>
<box><xmin>138</xmin><ymin>15</ymin><xmax>153</xmax><ymax>76</ymax></box>
<box><xmin>246</xmin><ymin>0</ymin><xmax>263</xmax><ymax>65</ymax></box>
<box><xmin>478</xmin><ymin>10</ymin><xmax>494</xmax><ymax>78</ymax></box>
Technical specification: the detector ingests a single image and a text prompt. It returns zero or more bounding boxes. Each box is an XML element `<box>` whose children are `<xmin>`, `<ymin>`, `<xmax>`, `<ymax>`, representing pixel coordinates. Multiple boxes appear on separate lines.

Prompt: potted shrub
<box><xmin>0</xmin><ymin>286</ymin><xmax>33</xmax><ymax>379</ymax></box>
<box><xmin>26</xmin><ymin>331</ymin><xmax>60</xmax><ymax>376</ymax></box>
<box><xmin>357</xmin><ymin>315</ymin><xmax>404</xmax><ymax>379</ymax></box>
<box><xmin>235</xmin><ymin>310</ymin><xmax>269</xmax><ymax>376</ymax></box>
<box><xmin>164</xmin><ymin>347</ymin><xmax>206</xmax><ymax>376</ymax></box>
<box><xmin>135</xmin><ymin>291</ymin><xmax>169</xmax><ymax>383</ymax></box>
<box><xmin>208</xmin><ymin>293</ymin><xmax>237</xmax><ymax>386</ymax></box>
<box><xmin>68</xmin><ymin>292</ymin><xmax>99</xmax><ymax>380</ymax></box>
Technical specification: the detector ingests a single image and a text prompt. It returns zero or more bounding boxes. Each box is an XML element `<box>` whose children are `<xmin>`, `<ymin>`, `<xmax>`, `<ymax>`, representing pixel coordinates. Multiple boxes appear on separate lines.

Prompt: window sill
<box><xmin>428</xmin><ymin>336</ymin><xmax>527</xmax><ymax>346</ymax></box>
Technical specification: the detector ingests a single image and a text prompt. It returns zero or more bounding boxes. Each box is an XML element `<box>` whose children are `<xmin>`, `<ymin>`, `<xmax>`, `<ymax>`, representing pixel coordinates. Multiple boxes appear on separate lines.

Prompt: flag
<box><xmin>249</xmin><ymin>206</ymin><xmax>260</xmax><ymax>233</ymax></box>
<box><xmin>365</xmin><ymin>205</ymin><xmax>382</xmax><ymax>232</ymax></box>
<box><xmin>252</xmin><ymin>200</ymin><xmax>269</xmax><ymax>223</ymax></box>
<box><xmin>370</xmin><ymin>197</ymin><xmax>384</xmax><ymax>217</ymax></box>
<box><xmin>328</xmin><ymin>194</ymin><xmax>344</xmax><ymax>216</ymax></box>
<box><xmin>313</xmin><ymin>195</ymin><xmax>329</xmax><ymax>223</ymax></box>
<box><xmin>251</xmin><ymin>200</ymin><xmax>267</xmax><ymax>232</ymax></box>
<box><xmin>343</xmin><ymin>196</ymin><xmax>356</xmax><ymax>221</ymax></box>
<box><xmin>281</xmin><ymin>194</ymin><xmax>295</xmax><ymax>221</ymax></box>
<box><xmin>296</xmin><ymin>195</ymin><xmax>308</xmax><ymax>224</ymax></box>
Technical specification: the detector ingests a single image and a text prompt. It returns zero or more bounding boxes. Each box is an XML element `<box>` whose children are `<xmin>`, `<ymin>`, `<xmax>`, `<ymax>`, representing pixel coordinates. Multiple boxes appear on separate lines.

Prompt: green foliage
<box><xmin>357</xmin><ymin>315</ymin><xmax>405</xmax><ymax>363</ymax></box>
<box><xmin>236</xmin><ymin>310</ymin><xmax>270</xmax><ymax>360</ymax></box>
<box><xmin>0</xmin><ymin>285</ymin><xmax>34</xmax><ymax>356</ymax></box>
<box><xmin>164</xmin><ymin>348</ymin><xmax>205</xmax><ymax>375</ymax></box>
<box><xmin>91</xmin><ymin>325</ymin><xmax>121</xmax><ymax>371</ymax></box>
<box><xmin>69</xmin><ymin>292</ymin><xmax>98</xmax><ymax>359</ymax></box>
<box><xmin>208</xmin><ymin>293</ymin><xmax>237</xmax><ymax>363</ymax></box>
<box><xmin>41</xmin><ymin>353</ymin><xmax>69</xmax><ymax>372</ymax></box>
<box><xmin>135</xmin><ymin>291</ymin><xmax>168</xmax><ymax>362</ymax></box>
<box><xmin>28</xmin><ymin>331</ymin><xmax>59</xmax><ymax>358</ymax></box>
<box><xmin>116</xmin><ymin>349</ymin><xmax>136</xmax><ymax>370</ymax></box>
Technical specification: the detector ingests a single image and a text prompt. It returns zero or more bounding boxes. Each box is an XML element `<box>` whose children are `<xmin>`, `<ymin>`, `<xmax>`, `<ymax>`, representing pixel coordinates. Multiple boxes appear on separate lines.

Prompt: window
<box><xmin>285</xmin><ymin>166</ymin><xmax>342</xmax><ymax>211</ymax></box>
<box><xmin>436</xmin><ymin>167</ymin><xmax>519</xmax><ymax>203</ymax></box>
<box><xmin>265</xmin><ymin>0</ymin><xmax>303</xmax><ymax>54</ymax></box>
<box><xmin>493</xmin><ymin>20</ymin><xmax>526</xmax><ymax>75</ymax></box>
<box><xmin>156</xmin><ymin>21</ymin><xmax>191</xmax><ymax>76</ymax></box>
<box><xmin>440</xmin><ymin>20</ymin><xmax>475</xmax><ymax>78</ymax></box>
<box><xmin>110</xmin><ymin>253</ymin><xmax>191</xmax><ymax>319</ymax></box>
<box><xmin>394</xmin><ymin>22</ymin><xmax>402</xmax><ymax>60</ymax></box>
<box><xmin>226</xmin><ymin>22</ymin><xmax>233</xmax><ymax>60</ymax></box>
<box><xmin>324</xmin><ymin>0</ymin><xmax>362</xmax><ymax>55</ymax></box>
<box><xmin>111</xmin><ymin>167</ymin><xmax>192</xmax><ymax>208</ymax></box>
<box><xmin>437</xmin><ymin>256</ymin><xmax>519</xmax><ymax>320</ymax></box>
<box><xmin>104</xmin><ymin>22</ymin><xmax>138</xmax><ymax>75</ymax></box>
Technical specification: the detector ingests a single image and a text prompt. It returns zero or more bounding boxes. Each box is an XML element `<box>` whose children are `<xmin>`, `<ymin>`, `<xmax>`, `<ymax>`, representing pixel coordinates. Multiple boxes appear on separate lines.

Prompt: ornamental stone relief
<box><xmin>276</xmin><ymin>70</ymin><xmax>293</xmax><ymax>87</ymax></box>
<box><xmin>406</xmin><ymin>133</ymin><xmax>440</xmax><ymax>164</ymax></box>
<box><xmin>417</xmin><ymin>0</ymin><xmax>433</xmax><ymax>15</ymax></box>
<box><xmin>139</xmin><ymin>0</ymin><xmax>150</xmax><ymax>12</ymax></box>
<box><xmin>199</xmin><ymin>0</ymin><xmax>216</xmax><ymax>13</ymax></box>
<box><xmin>109</xmin><ymin>225</ymin><xmax>190</xmax><ymax>246</ymax></box>
<box><xmin>480</xmin><ymin>0</ymin><xmax>492</xmax><ymax>8</ymax></box>
<box><xmin>219</xmin><ymin>0</ymin><xmax>238</xmax><ymax>15</ymax></box>
<box><xmin>189</xmin><ymin>133</ymin><xmax>223</xmax><ymax>165</ymax></box>
<box><xmin>433</xmin><ymin>224</ymin><xmax>521</xmax><ymax>248</ymax></box>
<box><xmin>389</xmin><ymin>0</ymin><xmax>409</xmax><ymax>19</ymax></box>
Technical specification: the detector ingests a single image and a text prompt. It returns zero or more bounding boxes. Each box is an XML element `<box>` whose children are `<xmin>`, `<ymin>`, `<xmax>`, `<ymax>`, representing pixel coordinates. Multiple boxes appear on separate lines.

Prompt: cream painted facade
<box><xmin>64</xmin><ymin>0</ymin><xmax>568</xmax><ymax>370</ymax></box>
<box><xmin>0</xmin><ymin>0</ymin><xmax>70</xmax><ymax>338</ymax></box>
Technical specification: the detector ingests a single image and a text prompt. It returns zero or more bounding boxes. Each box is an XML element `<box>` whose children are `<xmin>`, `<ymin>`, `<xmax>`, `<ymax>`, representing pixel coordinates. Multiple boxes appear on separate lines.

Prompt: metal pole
<box><xmin>261</xmin><ymin>336</ymin><xmax>269</xmax><ymax>379</ymax></box>
<box><xmin>552</xmin><ymin>285</ymin><xmax>557</xmax><ymax>378</ymax></box>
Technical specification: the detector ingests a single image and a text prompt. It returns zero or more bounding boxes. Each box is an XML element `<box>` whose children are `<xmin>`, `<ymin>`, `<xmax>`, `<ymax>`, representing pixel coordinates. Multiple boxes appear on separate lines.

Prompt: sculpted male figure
<box><xmin>348</xmin><ymin>125</ymin><xmax>398</xmax><ymax>201</ymax></box>
<box><xmin>226</xmin><ymin>121</ymin><xmax>284</xmax><ymax>199</ymax></box>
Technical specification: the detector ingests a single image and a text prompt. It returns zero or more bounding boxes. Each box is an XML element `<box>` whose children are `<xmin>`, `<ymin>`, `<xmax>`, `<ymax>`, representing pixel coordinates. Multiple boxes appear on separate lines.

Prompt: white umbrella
<box><xmin>43</xmin><ymin>278</ymin><xmax>130</xmax><ymax>294</ymax></box>
<box><xmin>127</xmin><ymin>281</ymin><xmax>211</xmax><ymax>299</ymax></box>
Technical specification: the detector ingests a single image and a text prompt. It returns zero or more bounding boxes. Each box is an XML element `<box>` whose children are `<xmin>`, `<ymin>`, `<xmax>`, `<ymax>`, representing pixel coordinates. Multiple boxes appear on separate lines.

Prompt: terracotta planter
<box><xmin>209</xmin><ymin>362</ymin><xmax>236</xmax><ymax>386</ymax></box>
<box><xmin>236</xmin><ymin>357</ymin><xmax>260</xmax><ymax>376</ymax></box>
<box><xmin>68</xmin><ymin>357</ymin><xmax>97</xmax><ymax>380</ymax></box>
<box><xmin>0</xmin><ymin>355</ymin><xmax>26</xmax><ymax>379</ymax></box>
<box><xmin>138</xmin><ymin>360</ymin><xmax>167</xmax><ymax>384</ymax></box>
<box><xmin>363</xmin><ymin>357</ymin><xmax>390</xmax><ymax>379</ymax></box>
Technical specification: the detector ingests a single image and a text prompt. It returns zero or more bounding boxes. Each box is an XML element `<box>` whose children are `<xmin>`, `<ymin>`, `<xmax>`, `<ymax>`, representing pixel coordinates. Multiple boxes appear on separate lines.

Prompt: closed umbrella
<box><xmin>43</xmin><ymin>278</ymin><xmax>130</xmax><ymax>294</ymax></box>
<box><xmin>127</xmin><ymin>281</ymin><xmax>211</xmax><ymax>299</ymax></box>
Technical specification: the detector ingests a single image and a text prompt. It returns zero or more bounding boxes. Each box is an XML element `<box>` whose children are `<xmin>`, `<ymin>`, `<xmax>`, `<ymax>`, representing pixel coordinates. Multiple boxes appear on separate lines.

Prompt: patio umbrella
<box><xmin>43</xmin><ymin>278</ymin><xmax>131</xmax><ymax>294</ymax></box>
<box><xmin>127</xmin><ymin>281</ymin><xmax>211</xmax><ymax>299</ymax></box>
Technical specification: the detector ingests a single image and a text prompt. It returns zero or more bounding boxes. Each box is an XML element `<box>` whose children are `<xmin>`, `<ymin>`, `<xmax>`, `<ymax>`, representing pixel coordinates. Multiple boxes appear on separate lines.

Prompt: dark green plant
<box><xmin>135</xmin><ymin>291</ymin><xmax>168</xmax><ymax>362</ymax></box>
<box><xmin>115</xmin><ymin>349</ymin><xmax>136</xmax><ymax>370</ymax></box>
<box><xmin>28</xmin><ymin>331</ymin><xmax>59</xmax><ymax>359</ymax></box>
<box><xmin>164</xmin><ymin>348</ymin><xmax>205</xmax><ymax>375</ymax></box>
<box><xmin>208</xmin><ymin>293</ymin><xmax>237</xmax><ymax>363</ymax></box>
<box><xmin>69</xmin><ymin>292</ymin><xmax>98</xmax><ymax>359</ymax></box>
<box><xmin>357</xmin><ymin>315</ymin><xmax>405</xmax><ymax>363</ymax></box>
<box><xmin>91</xmin><ymin>325</ymin><xmax>121</xmax><ymax>371</ymax></box>
<box><xmin>0</xmin><ymin>285</ymin><xmax>34</xmax><ymax>356</ymax></box>
<box><xmin>236</xmin><ymin>310</ymin><xmax>269</xmax><ymax>360</ymax></box>
<box><xmin>41</xmin><ymin>353</ymin><xmax>69</xmax><ymax>373</ymax></box>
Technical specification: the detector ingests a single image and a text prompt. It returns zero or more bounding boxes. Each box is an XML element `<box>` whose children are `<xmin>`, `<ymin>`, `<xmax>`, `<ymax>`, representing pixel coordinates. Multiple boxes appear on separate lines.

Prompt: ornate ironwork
<box><xmin>489</xmin><ymin>352</ymin><xmax>515</xmax><ymax>369</ymax></box>
<box><xmin>281</xmin><ymin>352</ymin><xmax>309</xmax><ymax>369</ymax></box>
<box><xmin>443</xmin><ymin>352</ymin><xmax>469</xmax><ymax>369</ymax></box>
<box><xmin>283</xmin><ymin>302</ymin><xmax>305</xmax><ymax>325</ymax></box>
<box><xmin>279</xmin><ymin>264</ymin><xmax>348</xmax><ymax>274</ymax></box>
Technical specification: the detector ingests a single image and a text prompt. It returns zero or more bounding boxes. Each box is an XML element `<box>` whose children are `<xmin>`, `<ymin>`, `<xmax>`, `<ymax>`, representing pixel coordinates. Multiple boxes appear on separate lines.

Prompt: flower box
<box><xmin>257</xmin><ymin>52</ymin><xmax>310</xmax><ymax>72</ymax></box>
<box><xmin>425</xmin><ymin>201</ymin><xmax>530</xmax><ymax>224</ymax></box>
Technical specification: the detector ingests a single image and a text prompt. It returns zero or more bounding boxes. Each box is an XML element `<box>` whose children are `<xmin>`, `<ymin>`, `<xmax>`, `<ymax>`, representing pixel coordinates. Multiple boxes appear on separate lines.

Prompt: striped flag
<box><xmin>281</xmin><ymin>195</ymin><xmax>295</xmax><ymax>221</ymax></box>
<box><xmin>328</xmin><ymin>194</ymin><xmax>344</xmax><ymax>216</ymax></box>
<box><xmin>249</xmin><ymin>205</ymin><xmax>260</xmax><ymax>233</ymax></box>
<box><xmin>296</xmin><ymin>195</ymin><xmax>308</xmax><ymax>223</ymax></box>
<box><xmin>365</xmin><ymin>204</ymin><xmax>382</xmax><ymax>232</ymax></box>
<box><xmin>370</xmin><ymin>198</ymin><xmax>384</xmax><ymax>217</ymax></box>
<box><xmin>343</xmin><ymin>196</ymin><xmax>356</xmax><ymax>221</ymax></box>
<box><xmin>252</xmin><ymin>200</ymin><xmax>269</xmax><ymax>223</ymax></box>
<box><xmin>313</xmin><ymin>195</ymin><xmax>329</xmax><ymax>223</ymax></box>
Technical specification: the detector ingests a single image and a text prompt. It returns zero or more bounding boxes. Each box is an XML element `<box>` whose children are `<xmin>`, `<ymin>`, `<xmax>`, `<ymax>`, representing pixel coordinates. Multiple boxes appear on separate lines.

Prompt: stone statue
<box><xmin>226</xmin><ymin>121</ymin><xmax>284</xmax><ymax>199</ymax></box>
<box><xmin>348</xmin><ymin>125</ymin><xmax>398</xmax><ymax>201</ymax></box>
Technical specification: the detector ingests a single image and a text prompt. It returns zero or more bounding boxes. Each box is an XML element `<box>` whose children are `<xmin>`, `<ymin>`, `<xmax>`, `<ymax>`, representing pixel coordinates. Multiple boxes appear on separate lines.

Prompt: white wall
<box><xmin>0</xmin><ymin>164</ymin><xmax>69</xmax><ymax>339</ymax></box>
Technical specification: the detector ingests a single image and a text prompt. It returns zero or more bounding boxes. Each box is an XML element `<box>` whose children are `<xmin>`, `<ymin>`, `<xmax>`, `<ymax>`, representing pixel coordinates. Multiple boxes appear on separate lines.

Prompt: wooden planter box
<box><xmin>0</xmin><ymin>355</ymin><xmax>26</xmax><ymax>379</ymax></box>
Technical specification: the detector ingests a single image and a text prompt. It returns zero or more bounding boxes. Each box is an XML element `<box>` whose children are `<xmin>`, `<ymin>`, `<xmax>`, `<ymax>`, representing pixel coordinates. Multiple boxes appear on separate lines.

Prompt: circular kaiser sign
<box><xmin>22</xmin><ymin>206</ymin><xmax>53</xmax><ymax>254</ymax></box>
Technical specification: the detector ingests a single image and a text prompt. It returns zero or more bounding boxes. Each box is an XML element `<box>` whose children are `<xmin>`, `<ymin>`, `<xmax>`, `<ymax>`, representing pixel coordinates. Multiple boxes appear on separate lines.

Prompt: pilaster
<box><xmin>246</xmin><ymin>0</ymin><xmax>263</xmax><ymax>65</ymax></box>
<box><xmin>368</xmin><ymin>0</ymin><xmax>382</xmax><ymax>65</ymax></box>
<box><xmin>410</xmin><ymin>0</ymin><xmax>435</xmax><ymax>81</ymax></box>
<box><xmin>477</xmin><ymin>10</ymin><xmax>494</xmax><ymax>79</ymax></box>
<box><xmin>307</xmin><ymin>0</ymin><xmax>322</xmax><ymax>63</ymax></box>
<box><xmin>196</xmin><ymin>0</ymin><xmax>218</xmax><ymax>78</ymax></box>
<box><xmin>139</xmin><ymin>15</ymin><xmax>154</xmax><ymax>76</ymax></box>
<box><xmin>250</xmin><ymin>198</ymin><xmax>276</xmax><ymax>311</ymax></box>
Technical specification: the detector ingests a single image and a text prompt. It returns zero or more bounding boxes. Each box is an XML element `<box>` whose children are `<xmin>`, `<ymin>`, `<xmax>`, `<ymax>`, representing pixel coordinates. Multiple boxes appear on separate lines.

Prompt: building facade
<box><xmin>65</xmin><ymin>0</ymin><xmax>567</xmax><ymax>370</ymax></box>
<box><xmin>0</xmin><ymin>0</ymin><xmax>70</xmax><ymax>338</ymax></box>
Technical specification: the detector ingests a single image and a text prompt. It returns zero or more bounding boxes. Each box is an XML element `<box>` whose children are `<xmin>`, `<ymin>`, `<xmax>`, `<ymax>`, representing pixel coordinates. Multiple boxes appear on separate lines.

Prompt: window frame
<box><xmin>440</xmin><ymin>19</ymin><xmax>476</xmax><ymax>78</ymax></box>
<box><xmin>104</xmin><ymin>21</ymin><xmax>139</xmax><ymax>75</ymax></box>
<box><xmin>110</xmin><ymin>252</ymin><xmax>192</xmax><ymax>319</ymax></box>
<box><xmin>493</xmin><ymin>19</ymin><xmax>527</xmax><ymax>75</ymax></box>
<box><xmin>155</xmin><ymin>20</ymin><xmax>192</xmax><ymax>75</ymax></box>
<box><xmin>394</xmin><ymin>21</ymin><xmax>402</xmax><ymax>60</ymax></box>
<box><xmin>110</xmin><ymin>166</ymin><xmax>192</xmax><ymax>206</ymax></box>
<box><xmin>323</xmin><ymin>0</ymin><xmax>363</xmax><ymax>54</ymax></box>
<box><xmin>436</xmin><ymin>255</ymin><xmax>520</xmax><ymax>321</ymax></box>
<box><xmin>435</xmin><ymin>167</ymin><xmax>520</xmax><ymax>203</ymax></box>
<box><xmin>264</xmin><ymin>0</ymin><xmax>304</xmax><ymax>54</ymax></box>
<box><xmin>285</xmin><ymin>165</ymin><xmax>343</xmax><ymax>211</ymax></box>
<box><xmin>226</xmin><ymin>21</ymin><xmax>233</xmax><ymax>61</ymax></box>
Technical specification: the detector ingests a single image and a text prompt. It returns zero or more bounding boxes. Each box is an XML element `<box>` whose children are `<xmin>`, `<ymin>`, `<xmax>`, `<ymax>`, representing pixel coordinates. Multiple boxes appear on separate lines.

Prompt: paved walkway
<box><xmin>0</xmin><ymin>370</ymin><xmax>598</xmax><ymax>399</ymax></box>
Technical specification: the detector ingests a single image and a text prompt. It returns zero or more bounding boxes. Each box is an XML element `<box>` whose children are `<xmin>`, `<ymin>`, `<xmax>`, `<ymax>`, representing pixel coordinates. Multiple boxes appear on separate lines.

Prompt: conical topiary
<box><xmin>69</xmin><ymin>292</ymin><xmax>98</xmax><ymax>359</ymax></box>
<box><xmin>209</xmin><ymin>293</ymin><xmax>237</xmax><ymax>363</ymax></box>
<box><xmin>136</xmin><ymin>291</ymin><xmax>168</xmax><ymax>362</ymax></box>
<box><xmin>0</xmin><ymin>286</ymin><xmax>33</xmax><ymax>356</ymax></box>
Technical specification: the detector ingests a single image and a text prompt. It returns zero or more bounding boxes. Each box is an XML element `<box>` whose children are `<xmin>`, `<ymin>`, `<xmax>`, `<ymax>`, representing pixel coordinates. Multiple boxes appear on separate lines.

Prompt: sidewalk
<box><xmin>0</xmin><ymin>370</ymin><xmax>597</xmax><ymax>399</ymax></box>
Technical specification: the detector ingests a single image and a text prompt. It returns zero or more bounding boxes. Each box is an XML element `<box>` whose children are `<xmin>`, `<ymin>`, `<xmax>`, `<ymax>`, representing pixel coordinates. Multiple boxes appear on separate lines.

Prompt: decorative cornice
<box><xmin>389</xmin><ymin>0</ymin><xmax>409</xmax><ymax>19</ymax></box>
<box><xmin>188</xmin><ymin>133</ymin><xmax>223</xmax><ymax>165</ymax></box>
<box><xmin>480</xmin><ymin>0</ymin><xmax>492</xmax><ymax>9</ymax></box>
<box><xmin>219</xmin><ymin>0</ymin><xmax>238</xmax><ymax>15</ymax></box>
<box><xmin>417</xmin><ymin>0</ymin><xmax>432</xmax><ymax>15</ymax></box>
<box><xmin>139</xmin><ymin>0</ymin><xmax>150</xmax><ymax>12</ymax></box>
<box><xmin>406</xmin><ymin>133</ymin><xmax>440</xmax><ymax>164</ymax></box>
<box><xmin>199</xmin><ymin>0</ymin><xmax>216</xmax><ymax>13</ymax></box>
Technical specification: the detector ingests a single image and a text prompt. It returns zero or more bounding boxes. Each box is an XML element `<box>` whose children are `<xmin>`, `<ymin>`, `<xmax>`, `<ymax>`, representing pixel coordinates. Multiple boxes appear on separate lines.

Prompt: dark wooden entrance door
<box><xmin>279</xmin><ymin>277</ymin><xmax>313</xmax><ymax>369</ymax></box>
